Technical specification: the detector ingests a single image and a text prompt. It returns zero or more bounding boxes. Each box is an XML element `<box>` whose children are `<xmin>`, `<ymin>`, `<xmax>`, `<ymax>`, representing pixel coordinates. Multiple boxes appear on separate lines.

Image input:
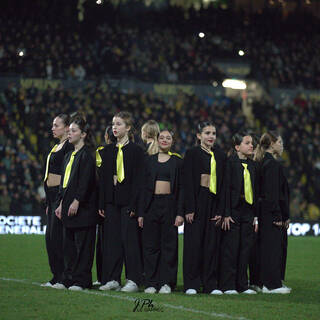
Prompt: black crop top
<box><xmin>48</xmin><ymin>141</ymin><xmax>74</xmax><ymax>175</ymax></box>
<box><xmin>155</xmin><ymin>158</ymin><xmax>172</xmax><ymax>182</ymax></box>
<box><xmin>200</xmin><ymin>148</ymin><xmax>211</xmax><ymax>175</ymax></box>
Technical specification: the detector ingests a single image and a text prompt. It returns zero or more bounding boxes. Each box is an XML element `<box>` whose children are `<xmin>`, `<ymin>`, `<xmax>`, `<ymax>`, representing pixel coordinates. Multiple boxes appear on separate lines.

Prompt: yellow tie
<box><xmin>96</xmin><ymin>146</ymin><xmax>104</xmax><ymax>168</ymax></box>
<box><xmin>44</xmin><ymin>144</ymin><xmax>58</xmax><ymax>181</ymax></box>
<box><xmin>209</xmin><ymin>151</ymin><xmax>217</xmax><ymax>194</ymax></box>
<box><xmin>168</xmin><ymin>151</ymin><xmax>182</xmax><ymax>158</ymax></box>
<box><xmin>117</xmin><ymin>144</ymin><xmax>125</xmax><ymax>183</ymax></box>
<box><xmin>63</xmin><ymin>151</ymin><xmax>77</xmax><ymax>188</ymax></box>
<box><xmin>242</xmin><ymin>163</ymin><xmax>253</xmax><ymax>205</ymax></box>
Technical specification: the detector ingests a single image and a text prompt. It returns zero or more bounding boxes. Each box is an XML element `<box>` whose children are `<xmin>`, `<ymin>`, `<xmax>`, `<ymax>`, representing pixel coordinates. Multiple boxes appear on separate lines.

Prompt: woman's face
<box><xmin>197</xmin><ymin>125</ymin><xmax>216</xmax><ymax>149</ymax></box>
<box><xmin>68</xmin><ymin>122</ymin><xmax>85</xmax><ymax>145</ymax></box>
<box><xmin>158</xmin><ymin>131</ymin><xmax>173</xmax><ymax>152</ymax></box>
<box><xmin>52</xmin><ymin>117</ymin><xmax>68</xmax><ymax>140</ymax></box>
<box><xmin>112</xmin><ymin>116</ymin><xmax>129</xmax><ymax>140</ymax></box>
<box><xmin>272</xmin><ymin>136</ymin><xmax>284</xmax><ymax>156</ymax></box>
<box><xmin>236</xmin><ymin>135</ymin><xmax>254</xmax><ymax>157</ymax></box>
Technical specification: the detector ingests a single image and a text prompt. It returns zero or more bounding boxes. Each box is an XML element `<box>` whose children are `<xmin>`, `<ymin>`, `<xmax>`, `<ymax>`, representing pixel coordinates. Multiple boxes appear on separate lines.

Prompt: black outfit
<box><xmin>142</xmin><ymin>153</ymin><xmax>184</xmax><ymax>290</ymax></box>
<box><xmin>279</xmin><ymin>163</ymin><xmax>290</xmax><ymax>281</ymax></box>
<box><xmin>98</xmin><ymin>142</ymin><xmax>144</xmax><ymax>286</ymax></box>
<box><xmin>259</xmin><ymin>152</ymin><xmax>289</xmax><ymax>290</ymax></box>
<box><xmin>219</xmin><ymin>155</ymin><xmax>258</xmax><ymax>292</ymax></box>
<box><xmin>183</xmin><ymin>146</ymin><xmax>227</xmax><ymax>293</ymax></box>
<box><xmin>44</xmin><ymin>141</ymin><xmax>73</xmax><ymax>284</ymax></box>
<box><xmin>95</xmin><ymin>146</ymin><xmax>106</xmax><ymax>283</ymax></box>
<box><xmin>58</xmin><ymin>145</ymin><xmax>98</xmax><ymax>289</ymax></box>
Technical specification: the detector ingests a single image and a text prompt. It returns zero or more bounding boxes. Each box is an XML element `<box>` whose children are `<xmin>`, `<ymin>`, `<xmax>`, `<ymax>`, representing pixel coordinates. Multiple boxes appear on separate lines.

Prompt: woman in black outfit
<box><xmin>183</xmin><ymin>122</ymin><xmax>226</xmax><ymax>295</ymax></box>
<box><xmin>220</xmin><ymin>132</ymin><xmax>258</xmax><ymax>295</ymax></box>
<box><xmin>98</xmin><ymin>111</ymin><xmax>144</xmax><ymax>293</ymax></box>
<box><xmin>254</xmin><ymin>131</ymin><xmax>291</xmax><ymax>294</ymax></box>
<box><xmin>141</xmin><ymin>129</ymin><xmax>184</xmax><ymax>294</ymax></box>
<box><xmin>41</xmin><ymin>114</ymin><xmax>74</xmax><ymax>287</ymax></box>
<box><xmin>54</xmin><ymin>114</ymin><xmax>98</xmax><ymax>291</ymax></box>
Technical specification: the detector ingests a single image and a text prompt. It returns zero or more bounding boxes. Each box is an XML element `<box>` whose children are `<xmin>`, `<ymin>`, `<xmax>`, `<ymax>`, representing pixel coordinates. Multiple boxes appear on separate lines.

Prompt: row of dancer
<box><xmin>42</xmin><ymin>112</ymin><xmax>291</xmax><ymax>294</ymax></box>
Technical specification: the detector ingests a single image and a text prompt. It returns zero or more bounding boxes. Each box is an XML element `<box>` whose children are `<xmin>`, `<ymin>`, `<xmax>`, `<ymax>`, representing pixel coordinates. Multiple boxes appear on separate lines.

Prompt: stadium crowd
<box><xmin>0</xmin><ymin>5</ymin><xmax>320</xmax><ymax>89</ymax></box>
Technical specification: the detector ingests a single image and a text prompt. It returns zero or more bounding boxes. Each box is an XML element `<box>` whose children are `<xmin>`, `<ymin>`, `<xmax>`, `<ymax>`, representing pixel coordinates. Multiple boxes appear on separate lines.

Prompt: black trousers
<box><xmin>143</xmin><ymin>194</ymin><xmax>178</xmax><ymax>289</ymax></box>
<box><xmin>219</xmin><ymin>201</ymin><xmax>255</xmax><ymax>292</ymax></box>
<box><xmin>259</xmin><ymin>203</ymin><xmax>282</xmax><ymax>290</ymax></box>
<box><xmin>101</xmin><ymin>204</ymin><xmax>143</xmax><ymax>286</ymax></box>
<box><xmin>62</xmin><ymin>225</ymin><xmax>96</xmax><ymax>288</ymax></box>
<box><xmin>249</xmin><ymin>230</ymin><xmax>261</xmax><ymax>286</ymax></box>
<box><xmin>45</xmin><ymin>185</ymin><xmax>64</xmax><ymax>283</ymax></box>
<box><xmin>183</xmin><ymin>187</ymin><xmax>221</xmax><ymax>293</ymax></box>
<box><xmin>96</xmin><ymin>224</ymin><xmax>103</xmax><ymax>283</ymax></box>
<box><xmin>281</xmin><ymin>227</ymin><xmax>288</xmax><ymax>281</ymax></box>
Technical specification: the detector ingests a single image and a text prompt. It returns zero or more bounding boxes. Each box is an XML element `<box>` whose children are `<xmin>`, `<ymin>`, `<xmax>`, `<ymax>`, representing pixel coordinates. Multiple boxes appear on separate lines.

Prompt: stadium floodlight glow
<box><xmin>96</xmin><ymin>0</ymin><xmax>102</xmax><ymax>4</ymax></box>
<box><xmin>222</xmin><ymin>79</ymin><xmax>247</xmax><ymax>90</ymax></box>
<box><xmin>18</xmin><ymin>51</ymin><xmax>24</xmax><ymax>57</ymax></box>
<box><xmin>238</xmin><ymin>50</ymin><xmax>245</xmax><ymax>56</ymax></box>
<box><xmin>198</xmin><ymin>32</ymin><xmax>205</xmax><ymax>38</ymax></box>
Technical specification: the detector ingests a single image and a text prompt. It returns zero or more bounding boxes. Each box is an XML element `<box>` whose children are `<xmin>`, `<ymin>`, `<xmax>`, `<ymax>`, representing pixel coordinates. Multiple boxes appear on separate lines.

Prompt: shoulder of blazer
<box><xmin>262</xmin><ymin>152</ymin><xmax>279</xmax><ymax>168</ymax></box>
<box><xmin>227</xmin><ymin>154</ymin><xmax>239</xmax><ymax>162</ymax></box>
<box><xmin>185</xmin><ymin>146</ymin><xmax>201</xmax><ymax>158</ymax></box>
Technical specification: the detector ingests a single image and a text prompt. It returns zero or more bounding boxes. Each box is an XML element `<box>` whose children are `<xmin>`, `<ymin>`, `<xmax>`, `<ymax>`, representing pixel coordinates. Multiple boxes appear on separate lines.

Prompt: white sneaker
<box><xmin>144</xmin><ymin>287</ymin><xmax>157</xmax><ymax>294</ymax></box>
<box><xmin>210</xmin><ymin>289</ymin><xmax>223</xmax><ymax>295</ymax></box>
<box><xmin>249</xmin><ymin>285</ymin><xmax>262</xmax><ymax>293</ymax></box>
<box><xmin>224</xmin><ymin>290</ymin><xmax>238</xmax><ymax>294</ymax></box>
<box><xmin>159</xmin><ymin>284</ymin><xmax>171</xmax><ymax>294</ymax></box>
<box><xmin>185</xmin><ymin>289</ymin><xmax>197</xmax><ymax>295</ymax></box>
<box><xmin>52</xmin><ymin>283</ymin><xmax>66</xmax><ymax>290</ymax></box>
<box><xmin>41</xmin><ymin>282</ymin><xmax>53</xmax><ymax>287</ymax></box>
<box><xmin>121</xmin><ymin>280</ymin><xmax>139</xmax><ymax>293</ymax></box>
<box><xmin>99</xmin><ymin>280</ymin><xmax>121</xmax><ymax>291</ymax></box>
<box><xmin>93</xmin><ymin>281</ymin><xmax>101</xmax><ymax>286</ymax></box>
<box><xmin>281</xmin><ymin>282</ymin><xmax>292</xmax><ymax>291</ymax></box>
<box><xmin>242</xmin><ymin>289</ymin><xmax>257</xmax><ymax>294</ymax></box>
<box><xmin>68</xmin><ymin>285</ymin><xmax>83</xmax><ymax>291</ymax></box>
<box><xmin>262</xmin><ymin>286</ymin><xmax>290</xmax><ymax>294</ymax></box>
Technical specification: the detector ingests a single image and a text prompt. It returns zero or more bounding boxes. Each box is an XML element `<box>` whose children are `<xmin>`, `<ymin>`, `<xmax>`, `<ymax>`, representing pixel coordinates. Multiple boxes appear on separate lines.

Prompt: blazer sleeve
<box><xmin>176</xmin><ymin>157</ymin><xmax>185</xmax><ymax>217</ymax></box>
<box><xmin>183</xmin><ymin>148</ymin><xmax>196</xmax><ymax>214</ymax></box>
<box><xmin>129</xmin><ymin>145</ymin><xmax>145</xmax><ymax>213</ymax></box>
<box><xmin>264</xmin><ymin>160</ymin><xmax>282</xmax><ymax>221</ymax></box>
<box><xmin>223</xmin><ymin>157</ymin><xmax>232</xmax><ymax>217</ymax></box>
<box><xmin>74</xmin><ymin>151</ymin><xmax>96</xmax><ymax>202</ymax></box>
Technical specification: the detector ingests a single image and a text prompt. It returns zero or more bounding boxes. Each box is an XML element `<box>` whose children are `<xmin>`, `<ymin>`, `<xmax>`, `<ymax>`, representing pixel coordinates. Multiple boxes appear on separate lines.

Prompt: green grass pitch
<box><xmin>0</xmin><ymin>235</ymin><xmax>319</xmax><ymax>320</ymax></box>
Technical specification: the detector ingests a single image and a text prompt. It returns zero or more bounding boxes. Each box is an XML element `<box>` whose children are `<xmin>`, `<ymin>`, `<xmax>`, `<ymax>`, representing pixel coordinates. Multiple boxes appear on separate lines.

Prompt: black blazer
<box><xmin>259</xmin><ymin>152</ymin><xmax>284</xmax><ymax>222</ymax></box>
<box><xmin>141</xmin><ymin>153</ymin><xmax>184</xmax><ymax>218</ymax></box>
<box><xmin>98</xmin><ymin>144</ymin><xmax>115</xmax><ymax>210</ymax></box>
<box><xmin>59</xmin><ymin>145</ymin><xmax>98</xmax><ymax>228</ymax></box>
<box><xmin>224</xmin><ymin>154</ymin><xmax>258</xmax><ymax>218</ymax></box>
<box><xmin>183</xmin><ymin>145</ymin><xmax>227</xmax><ymax>218</ymax></box>
<box><xmin>279</xmin><ymin>164</ymin><xmax>290</xmax><ymax>221</ymax></box>
<box><xmin>98</xmin><ymin>142</ymin><xmax>144</xmax><ymax>214</ymax></box>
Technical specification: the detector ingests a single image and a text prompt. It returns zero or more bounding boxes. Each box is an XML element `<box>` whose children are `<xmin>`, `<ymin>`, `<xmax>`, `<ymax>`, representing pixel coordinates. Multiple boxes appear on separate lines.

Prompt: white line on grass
<box><xmin>0</xmin><ymin>277</ymin><xmax>250</xmax><ymax>320</ymax></box>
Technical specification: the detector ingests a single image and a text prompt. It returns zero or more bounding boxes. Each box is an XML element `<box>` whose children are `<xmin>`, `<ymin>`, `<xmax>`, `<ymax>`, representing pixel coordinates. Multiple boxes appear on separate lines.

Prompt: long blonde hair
<box><xmin>254</xmin><ymin>131</ymin><xmax>280</xmax><ymax>162</ymax></box>
<box><xmin>141</xmin><ymin>120</ymin><xmax>160</xmax><ymax>155</ymax></box>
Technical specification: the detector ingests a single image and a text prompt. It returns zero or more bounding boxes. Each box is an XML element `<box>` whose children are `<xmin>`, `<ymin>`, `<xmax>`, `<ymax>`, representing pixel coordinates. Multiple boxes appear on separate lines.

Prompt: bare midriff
<box><xmin>200</xmin><ymin>174</ymin><xmax>210</xmax><ymax>188</ymax></box>
<box><xmin>154</xmin><ymin>181</ymin><xmax>171</xmax><ymax>194</ymax></box>
<box><xmin>46</xmin><ymin>173</ymin><xmax>61</xmax><ymax>187</ymax></box>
